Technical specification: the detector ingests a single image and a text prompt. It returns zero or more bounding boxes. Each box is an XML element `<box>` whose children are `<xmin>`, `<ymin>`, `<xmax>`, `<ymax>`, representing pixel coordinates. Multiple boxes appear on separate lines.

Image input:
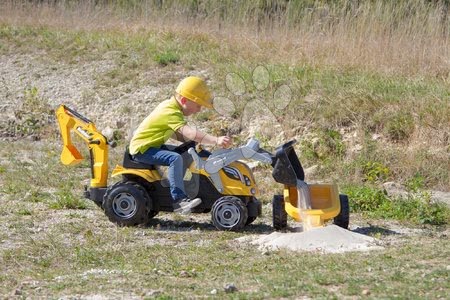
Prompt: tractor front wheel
<box><xmin>211</xmin><ymin>196</ymin><xmax>248</xmax><ymax>231</ymax></box>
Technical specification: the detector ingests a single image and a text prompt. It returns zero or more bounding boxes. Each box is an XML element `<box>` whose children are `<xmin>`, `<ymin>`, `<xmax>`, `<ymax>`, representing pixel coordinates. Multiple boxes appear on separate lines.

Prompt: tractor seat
<box><xmin>122</xmin><ymin>147</ymin><xmax>156</xmax><ymax>170</ymax></box>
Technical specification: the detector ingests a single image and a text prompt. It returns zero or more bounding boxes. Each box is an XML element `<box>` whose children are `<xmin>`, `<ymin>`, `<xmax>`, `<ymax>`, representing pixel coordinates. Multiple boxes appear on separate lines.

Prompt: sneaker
<box><xmin>173</xmin><ymin>197</ymin><xmax>202</xmax><ymax>214</ymax></box>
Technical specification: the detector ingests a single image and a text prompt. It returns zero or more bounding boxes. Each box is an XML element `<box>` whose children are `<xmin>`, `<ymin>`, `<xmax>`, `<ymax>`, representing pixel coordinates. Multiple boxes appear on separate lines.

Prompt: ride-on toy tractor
<box><xmin>56</xmin><ymin>105</ymin><xmax>349</xmax><ymax>231</ymax></box>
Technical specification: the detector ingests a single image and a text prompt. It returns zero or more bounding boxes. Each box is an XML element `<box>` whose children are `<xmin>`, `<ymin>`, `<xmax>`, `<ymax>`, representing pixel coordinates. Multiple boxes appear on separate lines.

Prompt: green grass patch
<box><xmin>344</xmin><ymin>184</ymin><xmax>449</xmax><ymax>225</ymax></box>
<box><xmin>51</xmin><ymin>188</ymin><xmax>88</xmax><ymax>210</ymax></box>
<box><xmin>24</xmin><ymin>189</ymin><xmax>51</xmax><ymax>203</ymax></box>
<box><xmin>384</xmin><ymin>111</ymin><xmax>415</xmax><ymax>142</ymax></box>
<box><xmin>154</xmin><ymin>50</ymin><xmax>180</xmax><ymax>66</ymax></box>
<box><xmin>16</xmin><ymin>208</ymin><xmax>32</xmax><ymax>216</ymax></box>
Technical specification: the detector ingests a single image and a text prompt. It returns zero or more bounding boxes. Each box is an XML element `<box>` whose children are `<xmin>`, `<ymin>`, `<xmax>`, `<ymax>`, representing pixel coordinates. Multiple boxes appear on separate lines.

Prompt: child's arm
<box><xmin>178</xmin><ymin>125</ymin><xmax>232</xmax><ymax>148</ymax></box>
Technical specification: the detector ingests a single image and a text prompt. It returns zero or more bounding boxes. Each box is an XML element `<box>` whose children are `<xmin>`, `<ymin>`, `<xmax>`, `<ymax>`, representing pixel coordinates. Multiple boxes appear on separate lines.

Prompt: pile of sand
<box><xmin>248</xmin><ymin>225</ymin><xmax>384</xmax><ymax>253</ymax></box>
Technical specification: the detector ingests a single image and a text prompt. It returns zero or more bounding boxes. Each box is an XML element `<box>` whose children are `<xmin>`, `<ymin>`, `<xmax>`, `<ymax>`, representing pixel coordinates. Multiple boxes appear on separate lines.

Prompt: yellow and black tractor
<box><xmin>56</xmin><ymin>105</ymin><xmax>267</xmax><ymax>230</ymax></box>
<box><xmin>56</xmin><ymin>105</ymin><xmax>349</xmax><ymax>231</ymax></box>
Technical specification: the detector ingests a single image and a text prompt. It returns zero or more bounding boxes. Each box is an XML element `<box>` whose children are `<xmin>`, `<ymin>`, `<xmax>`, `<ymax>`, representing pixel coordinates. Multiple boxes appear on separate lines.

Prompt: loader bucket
<box><xmin>271</xmin><ymin>140</ymin><xmax>304</xmax><ymax>186</ymax></box>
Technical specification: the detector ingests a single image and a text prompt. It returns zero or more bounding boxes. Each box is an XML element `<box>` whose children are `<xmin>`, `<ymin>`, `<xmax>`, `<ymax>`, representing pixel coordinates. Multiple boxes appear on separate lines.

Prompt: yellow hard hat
<box><xmin>176</xmin><ymin>76</ymin><xmax>213</xmax><ymax>108</ymax></box>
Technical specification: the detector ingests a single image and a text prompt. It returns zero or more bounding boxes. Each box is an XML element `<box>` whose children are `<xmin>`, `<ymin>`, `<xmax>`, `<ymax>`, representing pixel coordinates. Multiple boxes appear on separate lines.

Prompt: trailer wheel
<box><xmin>211</xmin><ymin>196</ymin><xmax>248</xmax><ymax>231</ymax></box>
<box><xmin>333</xmin><ymin>194</ymin><xmax>350</xmax><ymax>229</ymax></box>
<box><xmin>273</xmin><ymin>195</ymin><xmax>287</xmax><ymax>230</ymax></box>
<box><xmin>103</xmin><ymin>181</ymin><xmax>151</xmax><ymax>226</ymax></box>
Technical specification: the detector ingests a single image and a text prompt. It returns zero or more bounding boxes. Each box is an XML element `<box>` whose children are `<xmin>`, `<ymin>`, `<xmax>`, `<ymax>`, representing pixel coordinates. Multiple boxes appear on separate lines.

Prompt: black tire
<box><xmin>273</xmin><ymin>194</ymin><xmax>287</xmax><ymax>230</ymax></box>
<box><xmin>122</xmin><ymin>179</ymin><xmax>159</xmax><ymax>220</ymax></box>
<box><xmin>130</xmin><ymin>182</ymin><xmax>158</xmax><ymax>219</ymax></box>
<box><xmin>333</xmin><ymin>194</ymin><xmax>350</xmax><ymax>229</ymax></box>
<box><xmin>103</xmin><ymin>181</ymin><xmax>151</xmax><ymax>226</ymax></box>
<box><xmin>211</xmin><ymin>196</ymin><xmax>248</xmax><ymax>231</ymax></box>
<box><xmin>245</xmin><ymin>216</ymin><xmax>257</xmax><ymax>225</ymax></box>
<box><xmin>245</xmin><ymin>197</ymin><xmax>261</xmax><ymax>225</ymax></box>
<box><xmin>148</xmin><ymin>210</ymin><xmax>159</xmax><ymax>219</ymax></box>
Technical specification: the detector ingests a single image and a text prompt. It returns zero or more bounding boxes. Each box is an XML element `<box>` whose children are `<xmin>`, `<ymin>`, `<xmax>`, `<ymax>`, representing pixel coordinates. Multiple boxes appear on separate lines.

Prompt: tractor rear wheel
<box><xmin>273</xmin><ymin>194</ymin><xmax>287</xmax><ymax>230</ymax></box>
<box><xmin>121</xmin><ymin>179</ymin><xmax>159</xmax><ymax>220</ymax></box>
<box><xmin>128</xmin><ymin>181</ymin><xmax>159</xmax><ymax>220</ymax></box>
<box><xmin>333</xmin><ymin>194</ymin><xmax>350</xmax><ymax>229</ymax></box>
<box><xmin>103</xmin><ymin>181</ymin><xmax>151</xmax><ymax>226</ymax></box>
<box><xmin>211</xmin><ymin>196</ymin><xmax>248</xmax><ymax>231</ymax></box>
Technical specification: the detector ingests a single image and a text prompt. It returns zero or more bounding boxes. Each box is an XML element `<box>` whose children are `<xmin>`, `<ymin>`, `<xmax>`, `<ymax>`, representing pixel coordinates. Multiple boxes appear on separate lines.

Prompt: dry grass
<box><xmin>1</xmin><ymin>0</ymin><xmax>449</xmax><ymax>79</ymax></box>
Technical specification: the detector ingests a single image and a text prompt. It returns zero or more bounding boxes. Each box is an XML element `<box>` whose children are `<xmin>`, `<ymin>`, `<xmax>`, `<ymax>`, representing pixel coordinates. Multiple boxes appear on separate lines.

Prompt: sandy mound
<box><xmin>248</xmin><ymin>225</ymin><xmax>384</xmax><ymax>253</ymax></box>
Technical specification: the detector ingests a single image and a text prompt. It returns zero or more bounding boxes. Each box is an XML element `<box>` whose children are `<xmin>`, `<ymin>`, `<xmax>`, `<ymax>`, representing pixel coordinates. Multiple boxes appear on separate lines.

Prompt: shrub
<box><xmin>384</xmin><ymin>111</ymin><xmax>415</xmax><ymax>142</ymax></box>
<box><xmin>363</xmin><ymin>161</ymin><xmax>390</xmax><ymax>183</ymax></box>
<box><xmin>301</xmin><ymin>128</ymin><xmax>346</xmax><ymax>162</ymax></box>
<box><xmin>345</xmin><ymin>185</ymin><xmax>389</xmax><ymax>213</ymax></box>
<box><xmin>405</xmin><ymin>173</ymin><xmax>425</xmax><ymax>192</ymax></box>
<box><xmin>154</xmin><ymin>50</ymin><xmax>180</xmax><ymax>66</ymax></box>
<box><xmin>1</xmin><ymin>86</ymin><xmax>55</xmax><ymax>139</ymax></box>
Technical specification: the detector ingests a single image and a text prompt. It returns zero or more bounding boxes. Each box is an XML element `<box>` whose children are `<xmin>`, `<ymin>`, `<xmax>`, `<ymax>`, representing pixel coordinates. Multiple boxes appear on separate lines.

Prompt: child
<box><xmin>129</xmin><ymin>76</ymin><xmax>232</xmax><ymax>213</ymax></box>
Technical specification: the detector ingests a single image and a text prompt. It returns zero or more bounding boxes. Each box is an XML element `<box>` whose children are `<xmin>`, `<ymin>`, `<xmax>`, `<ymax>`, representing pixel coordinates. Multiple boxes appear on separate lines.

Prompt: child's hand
<box><xmin>217</xmin><ymin>136</ymin><xmax>232</xmax><ymax>148</ymax></box>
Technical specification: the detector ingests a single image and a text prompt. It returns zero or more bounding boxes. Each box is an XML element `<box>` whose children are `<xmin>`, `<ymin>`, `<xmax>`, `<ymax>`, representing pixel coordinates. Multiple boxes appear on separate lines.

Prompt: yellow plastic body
<box><xmin>112</xmin><ymin>160</ymin><xmax>258</xmax><ymax>197</ymax></box>
<box><xmin>56</xmin><ymin>105</ymin><xmax>108</xmax><ymax>188</ymax></box>
<box><xmin>111</xmin><ymin>165</ymin><xmax>162</xmax><ymax>183</ymax></box>
<box><xmin>193</xmin><ymin>161</ymin><xmax>259</xmax><ymax>197</ymax></box>
<box><xmin>283</xmin><ymin>184</ymin><xmax>341</xmax><ymax>227</ymax></box>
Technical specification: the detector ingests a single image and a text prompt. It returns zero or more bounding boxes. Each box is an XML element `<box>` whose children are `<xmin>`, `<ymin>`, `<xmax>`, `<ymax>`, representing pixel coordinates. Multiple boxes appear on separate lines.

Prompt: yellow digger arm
<box><xmin>56</xmin><ymin>105</ymin><xmax>111</xmax><ymax>188</ymax></box>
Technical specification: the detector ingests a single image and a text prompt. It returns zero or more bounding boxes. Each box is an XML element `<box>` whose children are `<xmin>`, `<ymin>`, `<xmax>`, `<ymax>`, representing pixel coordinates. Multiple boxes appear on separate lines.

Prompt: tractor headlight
<box><xmin>244</xmin><ymin>175</ymin><xmax>252</xmax><ymax>186</ymax></box>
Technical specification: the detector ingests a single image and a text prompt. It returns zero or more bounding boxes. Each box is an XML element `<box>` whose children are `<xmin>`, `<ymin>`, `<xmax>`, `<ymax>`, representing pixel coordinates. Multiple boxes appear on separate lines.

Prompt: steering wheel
<box><xmin>172</xmin><ymin>140</ymin><xmax>197</xmax><ymax>154</ymax></box>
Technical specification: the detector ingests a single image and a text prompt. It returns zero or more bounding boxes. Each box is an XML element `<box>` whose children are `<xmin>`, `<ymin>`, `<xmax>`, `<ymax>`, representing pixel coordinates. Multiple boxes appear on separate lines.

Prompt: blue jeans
<box><xmin>133</xmin><ymin>146</ymin><xmax>187</xmax><ymax>201</ymax></box>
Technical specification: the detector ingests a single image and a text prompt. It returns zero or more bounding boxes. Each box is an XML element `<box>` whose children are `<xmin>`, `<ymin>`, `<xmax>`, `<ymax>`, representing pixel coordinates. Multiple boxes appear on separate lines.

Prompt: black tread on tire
<box><xmin>273</xmin><ymin>194</ymin><xmax>287</xmax><ymax>230</ymax></box>
<box><xmin>211</xmin><ymin>196</ymin><xmax>248</xmax><ymax>231</ymax></box>
<box><xmin>333</xmin><ymin>194</ymin><xmax>350</xmax><ymax>229</ymax></box>
<box><xmin>103</xmin><ymin>181</ymin><xmax>151</xmax><ymax>226</ymax></box>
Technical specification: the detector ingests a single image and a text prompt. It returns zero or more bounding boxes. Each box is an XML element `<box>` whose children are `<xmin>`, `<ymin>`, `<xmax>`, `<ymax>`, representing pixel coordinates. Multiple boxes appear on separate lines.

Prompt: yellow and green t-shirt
<box><xmin>129</xmin><ymin>97</ymin><xmax>186</xmax><ymax>155</ymax></box>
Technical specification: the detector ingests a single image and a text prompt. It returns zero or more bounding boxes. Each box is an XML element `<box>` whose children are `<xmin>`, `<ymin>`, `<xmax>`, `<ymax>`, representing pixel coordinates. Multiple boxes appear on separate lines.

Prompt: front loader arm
<box><xmin>56</xmin><ymin>105</ymin><xmax>109</xmax><ymax>188</ymax></box>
